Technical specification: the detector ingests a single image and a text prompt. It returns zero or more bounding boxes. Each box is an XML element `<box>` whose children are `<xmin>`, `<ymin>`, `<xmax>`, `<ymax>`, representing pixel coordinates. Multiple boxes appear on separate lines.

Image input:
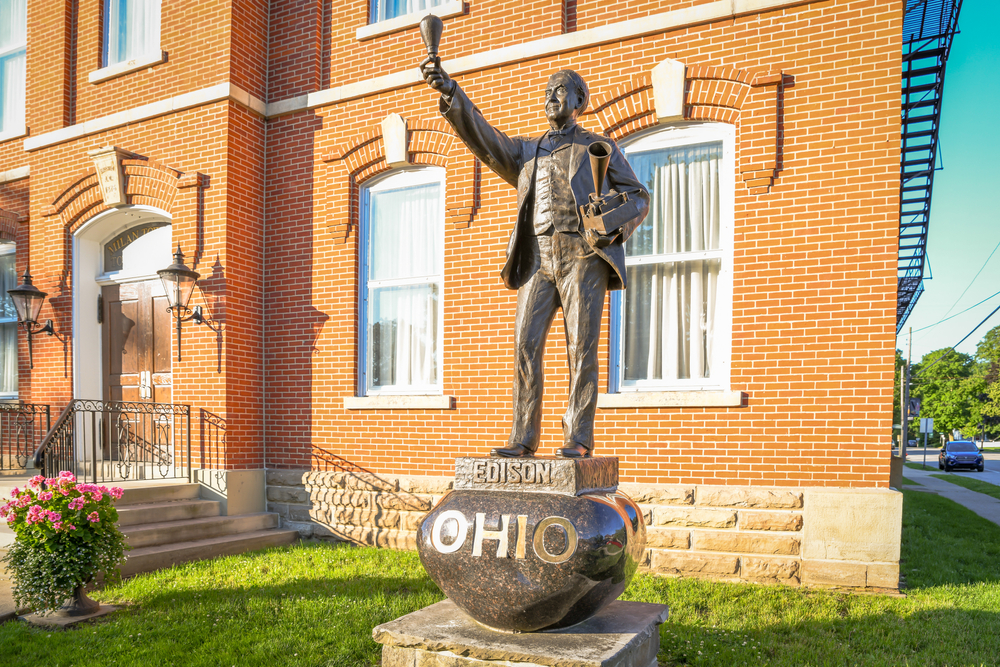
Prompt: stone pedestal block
<box><xmin>373</xmin><ymin>599</ymin><xmax>668</xmax><ymax>667</ymax></box>
<box><xmin>417</xmin><ymin>457</ymin><xmax>646</xmax><ymax>633</ymax></box>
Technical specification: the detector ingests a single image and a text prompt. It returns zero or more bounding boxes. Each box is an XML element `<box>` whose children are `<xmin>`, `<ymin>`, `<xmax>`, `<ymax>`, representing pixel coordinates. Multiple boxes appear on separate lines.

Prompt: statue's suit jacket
<box><xmin>441</xmin><ymin>86</ymin><xmax>650</xmax><ymax>291</ymax></box>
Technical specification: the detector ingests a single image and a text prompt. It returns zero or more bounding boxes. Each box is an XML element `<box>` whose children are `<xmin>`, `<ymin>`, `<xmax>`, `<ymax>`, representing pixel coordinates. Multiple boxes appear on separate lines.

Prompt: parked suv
<box><xmin>938</xmin><ymin>441</ymin><xmax>985</xmax><ymax>472</ymax></box>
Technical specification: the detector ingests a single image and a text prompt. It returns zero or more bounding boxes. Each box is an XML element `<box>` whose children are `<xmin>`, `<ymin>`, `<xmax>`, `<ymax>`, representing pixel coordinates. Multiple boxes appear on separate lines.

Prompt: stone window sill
<box><xmin>598</xmin><ymin>390</ymin><xmax>745</xmax><ymax>409</ymax></box>
<box><xmin>344</xmin><ymin>395</ymin><xmax>455</xmax><ymax>410</ymax></box>
<box><xmin>90</xmin><ymin>51</ymin><xmax>167</xmax><ymax>84</ymax></box>
<box><xmin>357</xmin><ymin>1</ymin><xmax>466</xmax><ymax>41</ymax></box>
<box><xmin>0</xmin><ymin>127</ymin><xmax>26</xmax><ymax>144</ymax></box>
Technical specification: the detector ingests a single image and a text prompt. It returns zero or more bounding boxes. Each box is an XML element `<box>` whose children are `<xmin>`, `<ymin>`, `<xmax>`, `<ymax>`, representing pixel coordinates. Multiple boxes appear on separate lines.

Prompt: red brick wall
<box><xmin>2</xmin><ymin>0</ymin><xmax>901</xmax><ymax>486</ymax></box>
<box><xmin>264</xmin><ymin>0</ymin><xmax>901</xmax><ymax>488</ymax></box>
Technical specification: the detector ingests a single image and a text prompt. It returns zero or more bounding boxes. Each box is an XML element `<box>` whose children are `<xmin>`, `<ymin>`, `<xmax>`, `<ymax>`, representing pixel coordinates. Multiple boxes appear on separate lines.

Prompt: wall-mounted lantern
<box><xmin>7</xmin><ymin>269</ymin><xmax>55</xmax><ymax>369</ymax></box>
<box><xmin>157</xmin><ymin>245</ymin><xmax>202</xmax><ymax>361</ymax></box>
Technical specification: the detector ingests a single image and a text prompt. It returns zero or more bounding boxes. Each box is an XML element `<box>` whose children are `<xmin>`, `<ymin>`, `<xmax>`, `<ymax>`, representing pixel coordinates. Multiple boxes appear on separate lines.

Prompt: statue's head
<box><xmin>545</xmin><ymin>70</ymin><xmax>589</xmax><ymax>129</ymax></box>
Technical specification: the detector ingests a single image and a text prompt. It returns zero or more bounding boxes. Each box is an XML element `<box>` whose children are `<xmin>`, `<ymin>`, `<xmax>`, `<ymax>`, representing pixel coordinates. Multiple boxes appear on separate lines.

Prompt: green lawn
<box><xmin>931</xmin><ymin>473</ymin><xmax>1000</xmax><ymax>501</ymax></box>
<box><xmin>904</xmin><ymin>461</ymin><xmax>936</xmax><ymax>471</ymax></box>
<box><xmin>2</xmin><ymin>490</ymin><xmax>1000</xmax><ymax>666</ymax></box>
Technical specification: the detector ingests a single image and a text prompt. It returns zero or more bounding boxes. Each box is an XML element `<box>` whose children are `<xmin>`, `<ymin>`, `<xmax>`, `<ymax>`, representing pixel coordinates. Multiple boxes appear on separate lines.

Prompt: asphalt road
<box><xmin>904</xmin><ymin>449</ymin><xmax>1000</xmax><ymax>488</ymax></box>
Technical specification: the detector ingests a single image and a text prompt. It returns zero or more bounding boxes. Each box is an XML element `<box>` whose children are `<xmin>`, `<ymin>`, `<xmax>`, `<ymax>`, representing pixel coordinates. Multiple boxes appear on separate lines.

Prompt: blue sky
<box><xmin>898</xmin><ymin>1</ymin><xmax>1000</xmax><ymax>362</ymax></box>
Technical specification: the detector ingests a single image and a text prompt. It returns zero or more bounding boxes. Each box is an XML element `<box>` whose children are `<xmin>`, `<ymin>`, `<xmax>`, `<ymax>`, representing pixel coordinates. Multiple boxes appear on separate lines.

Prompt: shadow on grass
<box><xmin>0</xmin><ymin>541</ymin><xmax>444</xmax><ymax>667</ymax></box>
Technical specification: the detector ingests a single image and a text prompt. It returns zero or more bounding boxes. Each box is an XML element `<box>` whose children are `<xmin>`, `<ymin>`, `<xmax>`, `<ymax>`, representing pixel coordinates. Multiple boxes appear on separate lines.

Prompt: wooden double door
<box><xmin>102</xmin><ymin>280</ymin><xmax>173</xmax><ymax>404</ymax></box>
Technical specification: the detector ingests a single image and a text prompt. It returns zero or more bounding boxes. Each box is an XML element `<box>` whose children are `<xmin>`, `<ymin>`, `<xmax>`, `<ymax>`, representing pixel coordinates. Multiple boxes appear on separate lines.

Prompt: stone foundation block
<box><xmin>303</xmin><ymin>470</ymin><xmax>399</xmax><ymax>492</ymax></box>
<box><xmin>399</xmin><ymin>510</ymin><xmax>427</xmax><ymax>532</ymax></box>
<box><xmin>802</xmin><ymin>488</ymin><xmax>902</xmax><ymax>562</ymax></box>
<box><xmin>801</xmin><ymin>560</ymin><xmax>867</xmax><ymax>587</ymax></box>
<box><xmin>266</xmin><ymin>486</ymin><xmax>308</xmax><ymax>503</ymax></box>
<box><xmin>654</xmin><ymin>507</ymin><xmax>737</xmax><ymax>528</ymax></box>
<box><xmin>377</xmin><ymin>492</ymin><xmax>434</xmax><ymax>512</ymax></box>
<box><xmin>646</xmin><ymin>528</ymin><xmax>690</xmax><ymax>549</ymax></box>
<box><xmin>397</xmin><ymin>475</ymin><xmax>454</xmax><ymax>495</ymax></box>
<box><xmin>740</xmin><ymin>556</ymin><xmax>801</xmax><ymax>584</ymax></box>
<box><xmin>619</xmin><ymin>483</ymin><xmax>694</xmax><ymax>505</ymax></box>
<box><xmin>373</xmin><ymin>599</ymin><xmax>667</xmax><ymax>667</ymax></box>
<box><xmin>332</xmin><ymin>506</ymin><xmax>401</xmax><ymax>529</ymax></box>
<box><xmin>739</xmin><ymin>510</ymin><xmax>803</xmax><ymax>532</ymax></box>
<box><xmin>265</xmin><ymin>470</ymin><xmax>307</xmax><ymax>486</ymax></box>
<box><xmin>698</xmin><ymin>487</ymin><xmax>803</xmax><ymax>509</ymax></box>
<box><xmin>693</xmin><ymin>530</ymin><xmax>800</xmax><ymax>556</ymax></box>
<box><xmin>648</xmin><ymin>550</ymin><xmax>739</xmax><ymax>576</ymax></box>
<box><xmin>308</xmin><ymin>488</ymin><xmax>372</xmax><ymax>508</ymax></box>
<box><xmin>867</xmin><ymin>562</ymin><xmax>900</xmax><ymax>588</ymax></box>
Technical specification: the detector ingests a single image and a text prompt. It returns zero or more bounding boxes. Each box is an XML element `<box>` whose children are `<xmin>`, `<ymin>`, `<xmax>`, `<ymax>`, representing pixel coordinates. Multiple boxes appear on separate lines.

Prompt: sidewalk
<box><xmin>901</xmin><ymin>465</ymin><xmax>1000</xmax><ymax>527</ymax></box>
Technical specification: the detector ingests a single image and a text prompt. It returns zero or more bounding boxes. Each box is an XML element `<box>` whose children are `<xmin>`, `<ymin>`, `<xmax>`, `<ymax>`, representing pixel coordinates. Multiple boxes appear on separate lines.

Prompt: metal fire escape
<box><xmin>897</xmin><ymin>0</ymin><xmax>963</xmax><ymax>332</ymax></box>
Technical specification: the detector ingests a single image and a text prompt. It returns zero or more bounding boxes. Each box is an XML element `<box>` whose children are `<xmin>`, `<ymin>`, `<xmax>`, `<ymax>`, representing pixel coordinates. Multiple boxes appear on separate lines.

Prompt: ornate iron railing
<box><xmin>0</xmin><ymin>402</ymin><xmax>51</xmax><ymax>471</ymax></box>
<box><xmin>199</xmin><ymin>409</ymin><xmax>227</xmax><ymax>491</ymax></box>
<box><xmin>33</xmin><ymin>400</ymin><xmax>191</xmax><ymax>483</ymax></box>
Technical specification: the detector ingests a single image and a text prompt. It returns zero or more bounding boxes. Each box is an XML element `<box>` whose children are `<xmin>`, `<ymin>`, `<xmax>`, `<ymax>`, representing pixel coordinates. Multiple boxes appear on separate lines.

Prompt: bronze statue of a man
<box><xmin>421</xmin><ymin>61</ymin><xmax>650</xmax><ymax>459</ymax></box>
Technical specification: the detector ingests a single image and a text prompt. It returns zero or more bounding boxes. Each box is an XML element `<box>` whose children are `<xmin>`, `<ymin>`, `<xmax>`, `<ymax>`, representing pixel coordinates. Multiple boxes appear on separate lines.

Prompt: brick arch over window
<box><xmin>0</xmin><ymin>209</ymin><xmax>18</xmax><ymax>241</ymax></box>
<box><xmin>587</xmin><ymin>64</ymin><xmax>786</xmax><ymax>195</ymax></box>
<box><xmin>41</xmin><ymin>155</ymin><xmax>205</xmax><ymax>275</ymax></box>
<box><xmin>323</xmin><ymin>117</ymin><xmax>478</xmax><ymax>243</ymax></box>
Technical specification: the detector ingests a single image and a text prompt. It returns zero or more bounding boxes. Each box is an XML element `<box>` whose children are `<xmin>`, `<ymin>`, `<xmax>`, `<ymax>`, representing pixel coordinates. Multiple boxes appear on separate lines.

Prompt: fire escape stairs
<box><xmin>897</xmin><ymin>0</ymin><xmax>962</xmax><ymax>332</ymax></box>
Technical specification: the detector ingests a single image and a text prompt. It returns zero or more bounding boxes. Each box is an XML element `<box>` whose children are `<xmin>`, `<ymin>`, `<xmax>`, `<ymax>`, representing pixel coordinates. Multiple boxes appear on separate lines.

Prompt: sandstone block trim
<box><xmin>266</xmin><ymin>468</ymin><xmax>441</xmax><ymax>550</ymax></box>
<box><xmin>619</xmin><ymin>483</ymin><xmax>694</xmax><ymax>505</ymax></box>
<box><xmin>266</xmin><ymin>471</ymin><xmax>901</xmax><ymax>592</ymax></box>
<box><xmin>739</xmin><ymin>510</ymin><xmax>803</xmax><ymax>532</ymax></box>
<box><xmin>692</xmin><ymin>530</ymin><xmax>800</xmax><ymax>556</ymax></box>
<box><xmin>698</xmin><ymin>487</ymin><xmax>804</xmax><ymax>509</ymax></box>
<box><xmin>649</xmin><ymin>550</ymin><xmax>739</xmax><ymax>577</ymax></box>
<box><xmin>740</xmin><ymin>556</ymin><xmax>800</xmax><ymax>584</ymax></box>
<box><xmin>653</xmin><ymin>507</ymin><xmax>737</xmax><ymax>528</ymax></box>
<box><xmin>646</xmin><ymin>528</ymin><xmax>691</xmax><ymax>550</ymax></box>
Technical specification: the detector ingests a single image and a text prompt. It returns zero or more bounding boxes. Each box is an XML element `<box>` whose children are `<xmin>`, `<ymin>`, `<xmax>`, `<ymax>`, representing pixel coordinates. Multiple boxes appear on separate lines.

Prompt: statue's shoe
<box><xmin>490</xmin><ymin>443</ymin><xmax>535</xmax><ymax>458</ymax></box>
<box><xmin>556</xmin><ymin>444</ymin><xmax>591</xmax><ymax>458</ymax></box>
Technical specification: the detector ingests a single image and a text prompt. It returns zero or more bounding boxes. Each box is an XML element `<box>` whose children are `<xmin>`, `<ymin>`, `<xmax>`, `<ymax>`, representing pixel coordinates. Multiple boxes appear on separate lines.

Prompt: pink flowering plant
<box><xmin>0</xmin><ymin>471</ymin><xmax>129</xmax><ymax>612</ymax></box>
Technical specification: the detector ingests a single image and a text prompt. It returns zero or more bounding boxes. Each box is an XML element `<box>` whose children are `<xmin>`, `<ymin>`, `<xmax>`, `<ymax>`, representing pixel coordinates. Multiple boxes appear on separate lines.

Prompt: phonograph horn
<box><xmin>588</xmin><ymin>141</ymin><xmax>612</xmax><ymax>198</ymax></box>
<box><xmin>420</xmin><ymin>14</ymin><xmax>444</xmax><ymax>58</ymax></box>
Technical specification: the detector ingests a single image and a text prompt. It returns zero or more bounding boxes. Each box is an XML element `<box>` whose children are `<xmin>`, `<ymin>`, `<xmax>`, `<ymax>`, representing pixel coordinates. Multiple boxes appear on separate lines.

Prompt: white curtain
<box><xmin>624</xmin><ymin>143</ymin><xmax>722</xmax><ymax>382</ymax></box>
<box><xmin>0</xmin><ymin>253</ymin><xmax>18</xmax><ymax>395</ymax></box>
<box><xmin>373</xmin><ymin>0</ymin><xmax>444</xmax><ymax>22</ymax></box>
<box><xmin>105</xmin><ymin>0</ymin><xmax>160</xmax><ymax>66</ymax></box>
<box><xmin>368</xmin><ymin>182</ymin><xmax>441</xmax><ymax>389</ymax></box>
<box><xmin>0</xmin><ymin>0</ymin><xmax>26</xmax><ymax>134</ymax></box>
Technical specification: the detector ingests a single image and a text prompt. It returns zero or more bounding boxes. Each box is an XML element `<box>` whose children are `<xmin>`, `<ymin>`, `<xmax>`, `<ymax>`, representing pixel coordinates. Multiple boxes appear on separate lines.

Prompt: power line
<box><xmin>938</xmin><ymin>236</ymin><xmax>1000</xmax><ymax>322</ymax></box>
<box><xmin>914</xmin><ymin>300</ymin><xmax>1000</xmax><ymax>378</ymax></box>
<box><xmin>910</xmin><ymin>288</ymin><xmax>1000</xmax><ymax>334</ymax></box>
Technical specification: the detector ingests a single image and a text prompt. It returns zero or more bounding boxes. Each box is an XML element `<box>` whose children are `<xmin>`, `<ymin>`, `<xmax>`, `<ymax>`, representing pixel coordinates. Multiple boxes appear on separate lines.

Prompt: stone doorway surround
<box><xmin>72</xmin><ymin>205</ymin><xmax>173</xmax><ymax>403</ymax></box>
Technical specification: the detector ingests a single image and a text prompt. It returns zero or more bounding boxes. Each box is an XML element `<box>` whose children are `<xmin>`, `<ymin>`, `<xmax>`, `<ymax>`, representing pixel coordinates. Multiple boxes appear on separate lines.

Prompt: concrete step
<box><xmin>122</xmin><ymin>513</ymin><xmax>279</xmax><ymax>549</ymax></box>
<box><xmin>117</xmin><ymin>499</ymin><xmax>222</xmax><ymax>527</ymax></box>
<box><xmin>121</xmin><ymin>528</ymin><xmax>300</xmax><ymax>577</ymax></box>
<box><xmin>117</xmin><ymin>483</ymin><xmax>200</xmax><ymax>506</ymax></box>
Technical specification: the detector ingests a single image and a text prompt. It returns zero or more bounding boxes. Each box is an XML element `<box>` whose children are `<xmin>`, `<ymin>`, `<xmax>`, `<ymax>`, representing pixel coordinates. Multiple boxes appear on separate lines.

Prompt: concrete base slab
<box><xmin>21</xmin><ymin>605</ymin><xmax>119</xmax><ymax>628</ymax></box>
<box><xmin>373</xmin><ymin>599</ymin><xmax>668</xmax><ymax>667</ymax></box>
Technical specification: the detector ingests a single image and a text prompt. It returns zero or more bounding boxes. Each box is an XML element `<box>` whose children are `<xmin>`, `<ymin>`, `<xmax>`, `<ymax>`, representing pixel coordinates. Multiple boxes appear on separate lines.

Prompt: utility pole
<box><xmin>902</xmin><ymin>327</ymin><xmax>913</xmax><ymax>460</ymax></box>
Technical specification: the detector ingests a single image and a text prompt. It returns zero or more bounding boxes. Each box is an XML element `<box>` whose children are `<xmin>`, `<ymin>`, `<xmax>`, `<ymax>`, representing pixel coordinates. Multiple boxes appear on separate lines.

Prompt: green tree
<box><xmin>978</xmin><ymin>325</ymin><xmax>1000</xmax><ymax>438</ymax></box>
<box><xmin>910</xmin><ymin>348</ymin><xmax>985</xmax><ymax>440</ymax></box>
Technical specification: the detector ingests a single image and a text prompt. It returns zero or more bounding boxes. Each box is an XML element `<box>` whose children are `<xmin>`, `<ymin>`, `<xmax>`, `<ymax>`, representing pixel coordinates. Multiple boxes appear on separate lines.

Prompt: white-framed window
<box><xmin>370</xmin><ymin>0</ymin><xmax>445</xmax><ymax>23</ymax></box>
<box><xmin>609</xmin><ymin>123</ymin><xmax>735</xmax><ymax>393</ymax></box>
<box><xmin>0</xmin><ymin>244</ymin><xmax>18</xmax><ymax>397</ymax></box>
<box><xmin>359</xmin><ymin>167</ymin><xmax>445</xmax><ymax>396</ymax></box>
<box><xmin>103</xmin><ymin>0</ymin><xmax>161</xmax><ymax>67</ymax></box>
<box><xmin>0</xmin><ymin>0</ymin><xmax>26</xmax><ymax>137</ymax></box>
